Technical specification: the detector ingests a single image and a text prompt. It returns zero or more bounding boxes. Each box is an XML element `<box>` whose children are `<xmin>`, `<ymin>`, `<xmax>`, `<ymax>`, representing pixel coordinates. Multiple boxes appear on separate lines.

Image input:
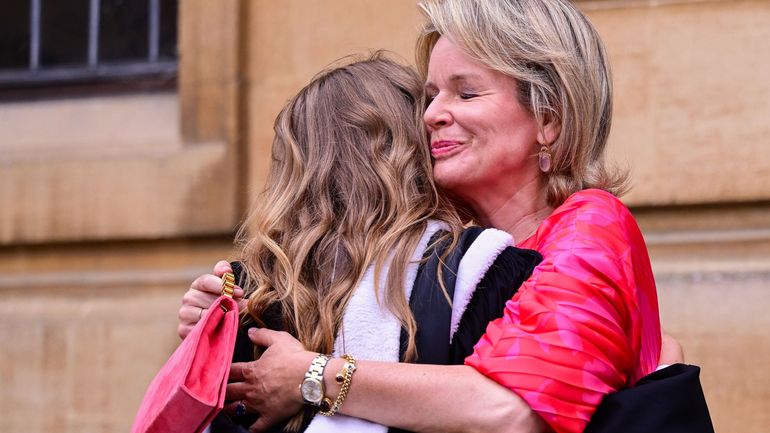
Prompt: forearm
<box><xmin>326</xmin><ymin>359</ymin><xmax>544</xmax><ymax>433</ymax></box>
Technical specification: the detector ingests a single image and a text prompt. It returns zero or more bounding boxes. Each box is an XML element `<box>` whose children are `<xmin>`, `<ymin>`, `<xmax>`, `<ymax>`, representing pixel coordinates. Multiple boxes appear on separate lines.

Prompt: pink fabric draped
<box><xmin>466</xmin><ymin>189</ymin><xmax>661</xmax><ymax>433</ymax></box>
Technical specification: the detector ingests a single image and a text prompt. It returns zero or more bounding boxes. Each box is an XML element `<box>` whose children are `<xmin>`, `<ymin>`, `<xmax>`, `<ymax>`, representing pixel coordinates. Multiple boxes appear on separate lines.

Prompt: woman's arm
<box><xmin>331</xmin><ymin>361</ymin><xmax>544</xmax><ymax>433</ymax></box>
<box><xmin>225</xmin><ymin>328</ymin><xmax>545</xmax><ymax>433</ymax></box>
<box><xmin>466</xmin><ymin>190</ymin><xmax>662</xmax><ymax>433</ymax></box>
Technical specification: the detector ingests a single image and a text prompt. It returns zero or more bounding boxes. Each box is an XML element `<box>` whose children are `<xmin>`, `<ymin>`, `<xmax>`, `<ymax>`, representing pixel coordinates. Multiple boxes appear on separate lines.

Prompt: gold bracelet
<box><xmin>318</xmin><ymin>354</ymin><xmax>356</xmax><ymax>416</ymax></box>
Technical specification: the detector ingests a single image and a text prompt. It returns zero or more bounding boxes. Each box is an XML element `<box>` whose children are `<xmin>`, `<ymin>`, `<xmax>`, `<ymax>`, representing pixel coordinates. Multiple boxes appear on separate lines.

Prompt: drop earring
<box><xmin>538</xmin><ymin>145</ymin><xmax>552</xmax><ymax>173</ymax></box>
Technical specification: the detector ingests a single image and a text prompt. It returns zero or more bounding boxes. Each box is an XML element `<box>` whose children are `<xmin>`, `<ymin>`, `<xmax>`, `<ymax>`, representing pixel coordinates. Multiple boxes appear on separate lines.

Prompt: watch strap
<box><xmin>305</xmin><ymin>354</ymin><xmax>331</xmax><ymax>381</ymax></box>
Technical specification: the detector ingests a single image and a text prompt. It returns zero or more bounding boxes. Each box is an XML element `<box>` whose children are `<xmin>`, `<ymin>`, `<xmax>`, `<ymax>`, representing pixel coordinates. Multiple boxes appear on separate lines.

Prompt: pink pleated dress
<box><xmin>466</xmin><ymin>189</ymin><xmax>661</xmax><ymax>433</ymax></box>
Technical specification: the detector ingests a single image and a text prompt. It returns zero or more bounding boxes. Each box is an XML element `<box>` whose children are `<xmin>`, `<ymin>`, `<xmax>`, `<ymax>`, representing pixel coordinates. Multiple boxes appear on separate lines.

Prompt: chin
<box><xmin>434</xmin><ymin>176</ymin><xmax>476</xmax><ymax>221</ymax></box>
<box><xmin>434</xmin><ymin>170</ymin><xmax>470</xmax><ymax>198</ymax></box>
<box><xmin>433</xmin><ymin>166</ymin><xmax>455</xmax><ymax>188</ymax></box>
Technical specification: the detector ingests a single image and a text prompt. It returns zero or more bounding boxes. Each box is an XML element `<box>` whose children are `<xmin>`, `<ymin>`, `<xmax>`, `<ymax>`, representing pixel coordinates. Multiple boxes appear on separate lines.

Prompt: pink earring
<box><xmin>538</xmin><ymin>145</ymin><xmax>552</xmax><ymax>173</ymax></box>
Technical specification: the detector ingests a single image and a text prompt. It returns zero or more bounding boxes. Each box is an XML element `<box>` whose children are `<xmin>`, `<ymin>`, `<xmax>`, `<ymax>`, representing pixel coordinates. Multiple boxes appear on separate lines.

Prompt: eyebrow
<box><xmin>425</xmin><ymin>72</ymin><xmax>485</xmax><ymax>89</ymax></box>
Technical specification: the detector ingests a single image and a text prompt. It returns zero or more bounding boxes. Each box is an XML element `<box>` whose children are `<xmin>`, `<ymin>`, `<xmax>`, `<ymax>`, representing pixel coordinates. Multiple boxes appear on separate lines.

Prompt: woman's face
<box><xmin>424</xmin><ymin>37</ymin><xmax>542</xmax><ymax>202</ymax></box>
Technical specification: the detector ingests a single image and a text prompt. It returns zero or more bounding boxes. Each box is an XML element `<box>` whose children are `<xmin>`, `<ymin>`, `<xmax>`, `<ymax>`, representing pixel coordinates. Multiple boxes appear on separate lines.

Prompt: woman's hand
<box><xmin>224</xmin><ymin>328</ymin><xmax>315</xmax><ymax>433</ymax></box>
<box><xmin>177</xmin><ymin>260</ymin><xmax>245</xmax><ymax>339</ymax></box>
<box><xmin>659</xmin><ymin>330</ymin><xmax>685</xmax><ymax>366</ymax></box>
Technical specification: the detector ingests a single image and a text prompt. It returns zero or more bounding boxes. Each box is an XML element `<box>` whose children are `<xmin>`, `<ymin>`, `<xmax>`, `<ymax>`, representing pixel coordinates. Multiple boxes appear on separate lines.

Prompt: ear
<box><xmin>537</xmin><ymin>117</ymin><xmax>561</xmax><ymax>146</ymax></box>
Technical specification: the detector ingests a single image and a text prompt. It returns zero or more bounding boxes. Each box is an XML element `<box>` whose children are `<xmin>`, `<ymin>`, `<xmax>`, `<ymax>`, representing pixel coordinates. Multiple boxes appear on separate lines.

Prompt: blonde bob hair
<box><xmin>417</xmin><ymin>0</ymin><xmax>627</xmax><ymax>207</ymax></box>
<box><xmin>236</xmin><ymin>53</ymin><xmax>462</xmax><ymax>364</ymax></box>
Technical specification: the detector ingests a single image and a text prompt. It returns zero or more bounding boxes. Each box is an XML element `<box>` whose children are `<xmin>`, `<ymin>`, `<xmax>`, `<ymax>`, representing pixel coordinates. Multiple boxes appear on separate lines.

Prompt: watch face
<box><xmin>301</xmin><ymin>379</ymin><xmax>323</xmax><ymax>403</ymax></box>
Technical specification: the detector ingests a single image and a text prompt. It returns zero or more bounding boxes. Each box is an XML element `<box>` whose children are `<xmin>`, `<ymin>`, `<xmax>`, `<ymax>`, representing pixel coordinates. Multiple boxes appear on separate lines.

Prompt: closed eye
<box><xmin>459</xmin><ymin>92</ymin><xmax>478</xmax><ymax>100</ymax></box>
<box><xmin>424</xmin><ymin>95</ymin><xmax>436</xmax><ymax>108</ymax></box>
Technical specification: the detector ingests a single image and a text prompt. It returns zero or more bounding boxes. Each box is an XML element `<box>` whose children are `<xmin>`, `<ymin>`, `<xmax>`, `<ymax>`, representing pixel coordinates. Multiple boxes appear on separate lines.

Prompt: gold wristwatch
<box><xmin>299</xmin><ymin>354</ymin><xmax>331</xmax><ymax>407</ymax></box>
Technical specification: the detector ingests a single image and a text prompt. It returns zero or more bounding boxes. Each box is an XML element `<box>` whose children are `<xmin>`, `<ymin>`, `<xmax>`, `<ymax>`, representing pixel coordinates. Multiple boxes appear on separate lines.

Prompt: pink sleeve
<box><xmin>465</xmin><ymin>190</ymin><xmax>661</xmax><ymax>433</ymax></box>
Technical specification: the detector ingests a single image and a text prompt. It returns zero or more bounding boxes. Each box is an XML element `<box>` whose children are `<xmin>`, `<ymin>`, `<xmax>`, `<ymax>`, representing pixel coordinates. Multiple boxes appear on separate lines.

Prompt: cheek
<box><xmin>457</xmin><ymin>106</ymin><xmax>519</xmax><ymax>143</ymax></box>
<box><xmin>476</xmin><ymin>124</ymin><xmax>540</xmax><ymax>180</ymax></box>
<box><xmin>490</xmin><ymin>113</ymin><xmax>539</xmax><ymax>156</ymax></box>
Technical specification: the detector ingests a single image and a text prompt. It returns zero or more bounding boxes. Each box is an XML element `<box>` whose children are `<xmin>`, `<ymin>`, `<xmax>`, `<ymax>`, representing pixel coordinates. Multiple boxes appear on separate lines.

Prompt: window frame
<box><xmin>0</xmin><ymin>0</ymin><xmax>245</xmax><ymax>245</ymax></box>
<box><xmin>0</xmin><ymin>0</ymin><xmax>179</xmax><ymax>90</ymax></box>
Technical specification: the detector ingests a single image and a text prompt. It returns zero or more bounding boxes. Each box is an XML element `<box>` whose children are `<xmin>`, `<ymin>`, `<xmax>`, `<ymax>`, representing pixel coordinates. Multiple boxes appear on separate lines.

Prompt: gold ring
<box><xmin>221</xmin><ymin>272</ymin><xmax>235</xmax><ymax>298</ymax></box>
<box><xmin>197</xmin><ymin>307</ymin><xmax>205</xmax><ymax>321</ymax></box>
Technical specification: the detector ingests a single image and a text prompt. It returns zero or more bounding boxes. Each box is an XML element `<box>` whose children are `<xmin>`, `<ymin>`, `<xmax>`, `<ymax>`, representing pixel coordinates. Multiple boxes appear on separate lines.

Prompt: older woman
<box><xmin>179</xmin><ymin>1</ymin><xmax>711</xmax><ymax>433</ymax></box>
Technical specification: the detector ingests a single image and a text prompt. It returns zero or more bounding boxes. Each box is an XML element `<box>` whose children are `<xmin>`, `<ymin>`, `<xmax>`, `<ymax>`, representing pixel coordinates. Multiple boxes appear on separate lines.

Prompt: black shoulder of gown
<box><xmin>585</xmin><ymin>363</ymin><xmax>715</xmax><ymax>433</ymax></box>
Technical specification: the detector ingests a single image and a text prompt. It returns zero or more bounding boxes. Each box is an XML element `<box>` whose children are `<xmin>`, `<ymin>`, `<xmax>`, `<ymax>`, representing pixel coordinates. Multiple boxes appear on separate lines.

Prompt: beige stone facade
<box><xmin>0</xmin><ymin>1</ymin><xmax>768</xmax><ymax>432</ymax></box>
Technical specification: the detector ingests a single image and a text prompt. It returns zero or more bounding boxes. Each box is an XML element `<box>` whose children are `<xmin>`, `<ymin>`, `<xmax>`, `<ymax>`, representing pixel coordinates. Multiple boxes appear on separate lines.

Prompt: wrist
<box><xmin>295</xmin><ymin>351</ymin><xmax>321</xmax><ymax>404</ymax></box>
<box><xmin>318</xmin><ymin>354</ymin><xmax>357</xmax><ymax>416</ymax></box>
<box><xmin>322</xmin><ymin>357</ymin><xmax>345</xmax><ymax>398</ymax></box>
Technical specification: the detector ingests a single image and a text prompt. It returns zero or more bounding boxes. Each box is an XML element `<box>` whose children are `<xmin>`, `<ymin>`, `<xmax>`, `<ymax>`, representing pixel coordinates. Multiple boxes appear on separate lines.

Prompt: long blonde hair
<box><xmin>236</xmin><ymin>53</ymin><xmax>462</xmax><ymax>362</ymax></box>
<box><xmin>417</xmin><ymin>0</ymin><xmax>627</xmax><ymax>207</ymax></box>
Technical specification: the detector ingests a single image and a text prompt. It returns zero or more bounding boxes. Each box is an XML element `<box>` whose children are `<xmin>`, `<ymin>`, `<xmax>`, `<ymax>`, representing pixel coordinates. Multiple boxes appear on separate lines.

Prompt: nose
<box><xmin>423</xmin><ymin>95</ymin><xmax>452</xmax><ymax>131</ymax></box>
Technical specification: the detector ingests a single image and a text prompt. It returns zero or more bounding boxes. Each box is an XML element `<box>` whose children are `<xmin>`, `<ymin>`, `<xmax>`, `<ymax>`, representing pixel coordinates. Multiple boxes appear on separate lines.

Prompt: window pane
<box><xmin>0</xmin><ymin>0</ymin><xmax>30</xmax><ymax>69</ymax></box>
<box><xmin>159</xmin><ymin>0</ymin><xmax>178</xmax><ymax>59</ymax></box>
<box><xmin>40</xmin><ymin>0</ymin><xmax>89</xmax><ymax>67</ymax></box>
<box><xmin>100</xmin><ymin>0</ymin><xmax>149</xmax><ymax>62</ymax></box>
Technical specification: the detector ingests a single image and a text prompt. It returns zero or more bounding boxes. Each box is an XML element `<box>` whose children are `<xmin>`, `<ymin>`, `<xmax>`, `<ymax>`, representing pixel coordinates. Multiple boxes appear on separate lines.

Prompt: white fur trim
<box><xmin>305</xmin><ymin>220</ymin><xmax>448</xmax><ymax>433</ymax></box>
<box><xmin>449</xmin><ymin>229</ymin><xmax>513</xmax><ymax>343</ymax></box>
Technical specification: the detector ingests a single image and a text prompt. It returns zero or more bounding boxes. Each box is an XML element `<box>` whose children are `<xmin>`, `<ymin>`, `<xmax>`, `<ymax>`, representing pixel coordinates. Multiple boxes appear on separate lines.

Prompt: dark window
<box><xmin>40</xmin><ymin>0</ymin><xmax>90</xmax><ymax>67</ymax></box>
<box><xmin>0</xmin><ymin>0</ymin><xmax>178</xmax><ymax>93</ymax></box>
<box><xmin>0</xmin><ymin>2</ymin><xmax>31</xmax><ymax>69</ymax></box>
<box><xmin>100</xmin><ymin>0</ymin><xmax>149</xmax><ymax>62</ymax></box>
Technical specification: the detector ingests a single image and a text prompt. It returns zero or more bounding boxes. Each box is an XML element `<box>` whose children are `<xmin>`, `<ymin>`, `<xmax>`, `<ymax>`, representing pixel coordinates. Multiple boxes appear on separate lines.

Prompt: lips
<box><xmin>430</xmin><ymin>140</ymin><xmax>463</xmax><ymax>158</ymax></box>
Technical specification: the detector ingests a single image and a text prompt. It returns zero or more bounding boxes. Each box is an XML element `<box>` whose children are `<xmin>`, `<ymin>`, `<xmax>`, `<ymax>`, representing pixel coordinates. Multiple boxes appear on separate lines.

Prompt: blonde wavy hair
<box><xmin>236</xmin><ymin>53</ymin><xmax>462</xmax><ymax>364</ymax></box>
<box><xmin>417</xmin><ymin>0</ymin><xmax>627</xmax><ymax>207</ymax></box>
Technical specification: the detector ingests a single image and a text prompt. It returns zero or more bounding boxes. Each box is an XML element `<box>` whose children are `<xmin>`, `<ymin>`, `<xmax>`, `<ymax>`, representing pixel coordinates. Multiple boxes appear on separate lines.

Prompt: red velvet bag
<box><xmin>131</xmin><ymin>275</ymin><xmax>239</xmax><ymax>433</ymax></box>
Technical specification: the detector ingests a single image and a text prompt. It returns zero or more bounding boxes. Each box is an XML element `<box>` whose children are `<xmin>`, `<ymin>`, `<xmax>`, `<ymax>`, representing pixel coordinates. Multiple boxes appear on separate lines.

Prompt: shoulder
<box><xmin>555</xmin><ymin>188</ymin><xmax>632</xmax><ymax>221</ymax></box>
<box><xmin>538</xmin><ymin>189</ymin><xmax>636</xmax><ymax>234</ymax></box>
<box><xmin>527</xmin><ymin>189</ymin><xmax>645</xmax><ymax>269</ymax></box>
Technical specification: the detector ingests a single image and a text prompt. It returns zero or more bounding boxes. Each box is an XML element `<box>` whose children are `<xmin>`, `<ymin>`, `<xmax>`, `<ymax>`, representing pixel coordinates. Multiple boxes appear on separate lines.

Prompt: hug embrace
<box><xmin>174</xmin><ymin>1</ymin><xmax>714</xmax><ymax>432</ymax></box>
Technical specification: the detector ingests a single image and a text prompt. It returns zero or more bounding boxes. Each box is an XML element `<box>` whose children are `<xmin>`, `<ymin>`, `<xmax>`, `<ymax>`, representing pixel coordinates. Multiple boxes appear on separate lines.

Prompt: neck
<box><xmin>461</xmin><ymin>177</ymin><xmax>553</xmax><ymax>243</ymax></box>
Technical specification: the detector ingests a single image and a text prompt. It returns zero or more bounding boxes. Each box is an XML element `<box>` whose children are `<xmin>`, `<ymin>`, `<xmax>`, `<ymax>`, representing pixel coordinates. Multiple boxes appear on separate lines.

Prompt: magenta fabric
<box><xmin>131</xmin><ymin>296</ymin><xmax>239</xmax><ymax>433</ymax></box>
<box><xmin>466</xmin><ymin>189</ymin><xmax>662</xmax><ymax>433</ymax></box>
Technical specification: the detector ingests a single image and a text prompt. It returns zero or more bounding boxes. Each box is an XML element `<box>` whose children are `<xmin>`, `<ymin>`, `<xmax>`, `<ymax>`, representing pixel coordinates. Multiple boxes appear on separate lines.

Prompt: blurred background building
<box><xmin>0</xmin><ymin>0</ymin><xmax>768</xmax><ymax>432</ymax></box>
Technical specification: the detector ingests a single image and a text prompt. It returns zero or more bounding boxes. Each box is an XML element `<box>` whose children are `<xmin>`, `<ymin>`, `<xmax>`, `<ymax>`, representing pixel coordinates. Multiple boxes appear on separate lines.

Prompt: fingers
<box><xmin>177</xmin><ymin>324</ymin><xmax>192</xmax><ymax>340</ymax></box>
<box><xmin>213</xmin><ymin>261</ymin><xmax>247</xmax><ymax>299</ymax></box>
<box><xmin>221</xmin><ymin>399</ymin><xmax>279</xmax><ymax>433</ymax></box>
<box><xmin>182</xmin><ymin>287</ymin><xmax>218</xmax><ymax>309</ymax></box>
<box><xmin>178</xmin><ymin>304</ymin><xmax>207</xmax><ymax>322</ymax></box>
<box><xmin>179</xmin><ymin>291</ymin><xmax>217</xmax><ymax>333</ymax></box>
<box><xmin>213</xmin><ymin>260</ymin><xmax>233</xmax><ymax>277</ymax></box>
<box><xmin>247</xmin><ymin>327</ymin><xmax>285</xmax><ymax>347</ymax></box>
<box><xmin>237</xmin><ymin>298</ymin><xmax>249</xmax><ymax>310</ymax></box>
<box><xmin>190</xmin><ymin>274</ymin><xmax>231</xmax><ymax>296</ymax></box>
<box><xmin>225</xmin><ymin>380</ymin><xmax>252</xmax><ymax>401</ymax></box>
<box><xmin>228</xmin><ymin>362</ymin><xmax>249</xmax><ymax>382</ymax></box>
<box><xmin>177</xmin><ymin>303</ymin><xmax>209</xmax><ymax>339</ymax></box>
<box><xmin>660</xmin><ymin>330</ymin><xmax>685</xmax><ymax>365</ymax></box>
<box><xmin>178</xmin><ymin>264</ymin><xmax>245</xmax><ymax>340</ymax></box>
<box><xmin>190</xmin><ymin>272</ymin><xmax>245</xmax><ymax>299</ymax></box>
<box><xmin>222</xmin><ymin>398</ymin><xmax>258</xmax><ymax>419</ymax></box>
<box><xmin>249</xmin><ymin>416</ymin><xmax>278</xmax><ymax>433</ymax></box>
<box><xmin>188</xmin><ymin>273</ymin><xmax>245</xmax><ymax>300</ymax></box>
